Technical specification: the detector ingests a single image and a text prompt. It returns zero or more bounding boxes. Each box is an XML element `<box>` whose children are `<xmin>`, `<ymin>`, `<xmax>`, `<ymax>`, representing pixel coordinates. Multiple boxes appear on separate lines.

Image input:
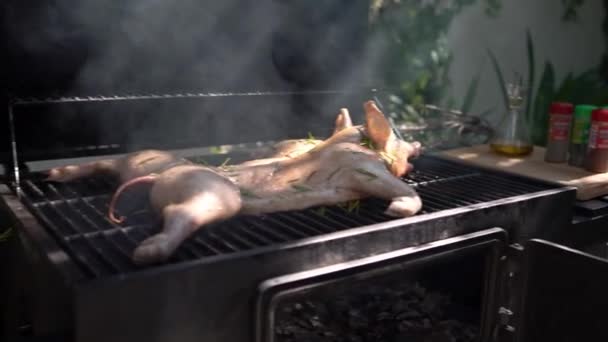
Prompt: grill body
<box><xmin>1</xmin><ymin>150</ymin><xmax>574</xmax><ymax>342</ymax></box>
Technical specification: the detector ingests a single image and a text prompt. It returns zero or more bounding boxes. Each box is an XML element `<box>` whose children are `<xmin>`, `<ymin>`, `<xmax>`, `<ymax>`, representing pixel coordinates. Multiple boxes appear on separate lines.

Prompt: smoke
<box><xmin>3</xmin><ymin>0</ymin><xmax>394</xmax><ymax>155</ymax></box>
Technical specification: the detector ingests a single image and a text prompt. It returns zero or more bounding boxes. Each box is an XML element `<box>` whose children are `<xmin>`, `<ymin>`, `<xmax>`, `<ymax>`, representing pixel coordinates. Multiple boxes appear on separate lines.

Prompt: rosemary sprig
<box><xmin>239</xmin><ymin>188</ymin><xmax>259</xmax><ymax>198</ymax></box>
<box><xmin>326</xmin><ymin>168</ymin><xmax>342</xmax><ymax>181</ymax></box>
<box><xmin>354</xmin><ymin>168</ymin><xmax>378</xmax><ymax>181</ymax></box>
<box><xmin>305</xmin><ymin>171</ymin><xmax>318</xmax><ymax>181</ymax></box>
<box><xmin>379</xmin><ymin>151</ymin><xmax>397</xmax><ymax>164</ymax></box>
<box><xmin>338</xmin><ymin>200</ymin><xmax>360</xmax><ymax>213</ymax></box>
<box><xmin>209</xmin><ymin>146</ymin><xmax>223</xmax><ymax>154</ymax></box>
<box><xmin>291</xmin><ymin>184</ymin><xmax>313</xmax><ymax>192</ymax></box>
<box><xmin>193</xmin><ymin>157</ymin><xmax>210</xmax><ymax>166</ymax></box>
<box><xmin>313</xmin><ymin>207</ymin><xmax>327</xmax><ymax>217</ymax></box>
<box><xmin>346</xmin><ymin>200</ymin><xmax>360</xmax><ymax>213</ymax></box>
<box><xmin>0</xmin><ymin>227</ymin><xmax>13</xmax><ymax>242</ymax></box>
<box><xmin>219</xmin><ymin>157</ymin><xmax>231</xmax><ymax>168</ymax></box>
<box><xmin>360</xmin><ymin>136</ymin><xmax>375</xmax><ymax>149</ymax></box>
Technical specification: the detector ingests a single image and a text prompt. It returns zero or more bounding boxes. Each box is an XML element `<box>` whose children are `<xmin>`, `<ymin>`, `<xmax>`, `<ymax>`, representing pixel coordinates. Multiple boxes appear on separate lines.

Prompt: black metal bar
<box><xmin>272</xmin><ymin>212</ymin><xmax>330</xmax><ymax>235</ymax></box>
<box><xmin>7</xmin><ymin>101</ymin><xmax>20</xmax><ymax>187</ymax></box>
<box><xmin>231</xmin><ymin>221</ymin><xmax>276</xmax><ymax>245</ymax></box>
<box><xmin>11</xmin><ymin>88</ymin><xmax>379</xmax><ymax>106</ymax></box>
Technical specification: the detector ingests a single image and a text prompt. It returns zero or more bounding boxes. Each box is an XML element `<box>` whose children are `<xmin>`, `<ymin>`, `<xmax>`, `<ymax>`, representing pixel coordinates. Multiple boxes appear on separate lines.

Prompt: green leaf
<box><xmin>531</xmin><ymin>61</ymin><xmax>555</xmax><ymax>146</ymax></box>
<box><xmin>0</xmin><ymin>227</ymin><xmax>13</xmax><ymax>242</ymax></box>
<box><xmin>313</xmin><ymin>207</ymin><xmax>326</xmax><ymax>217</ymax></box>
<box><xmin>554</xmin><ymin>72</ymin><xmax>575</xmax><ymax>100</ymax></box>
<box><xmin>219</xmin><ymin>157</ymin><xmax>231</xmax><ymax>168</ymax></box>
<box><xmin>291</xmin><ymin>184</ymin><xmax>313</xmax><ymax>192</ymax></box>
<box><xmin>460</xmin><ymin>72</ymin><xmax>481</xmax><ymax>114</ymax></box>
<box><xmin>487</xmin><ymin>48</ymin><xmax>510</xmax><ymax>112</ymax></box>
<box><xmin>354</xmin><ymin>168</ymin><xmax>379</xmax><ymax>180</ymax></box>
<box><xmin>239</xmin><ymin>188</ymin><xmax>259</xmax><ymax>199</ymax></box>
<box><xmin>525</xmin><ymin>29</ymin><xmax>536</xmax><ymax>124</ymax></box>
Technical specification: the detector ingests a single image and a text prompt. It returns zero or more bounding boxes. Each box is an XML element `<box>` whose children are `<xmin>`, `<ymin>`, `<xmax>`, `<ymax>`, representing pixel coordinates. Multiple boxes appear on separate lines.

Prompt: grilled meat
<box><xmin>48</xmin><ymin>101</ymin><xmax>422</xmax><ymax>265</ymax></box>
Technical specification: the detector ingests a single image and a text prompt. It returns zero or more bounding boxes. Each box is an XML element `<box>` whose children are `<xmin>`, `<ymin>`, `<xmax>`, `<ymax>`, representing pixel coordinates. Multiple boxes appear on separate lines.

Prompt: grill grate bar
<box><xmin>256</xmin><ymin>216</ymin><xmax>315</xmax><ymax>239</ymax></box>
<box><xmin>289</xmin><ymin>210</ymin><xmax>349</xmax><ymax>233</ymax></box>
<box><xmin>272</xmin><ymin>212</ymin><xmax>331</xmax><ymax>235</ymax></box>
<box><xmin>241</xmin><ymin>217</ymin><xmax>298</xmax><ymax>242</ymax></box>
<box><xmin>211</xmin><ymin>225</ymin><xmax>260</xmax><ymax>250</ymax></box>
<box><xmin>407</xmin><ymin>173</ymin><xmax>481</xmax><ymax>188</ymax></box>
<box><xmin>417</xmin><ymin>186</ymin><xmax>475</xmax><ymax>207</ymax></box>
<box><xmin>201</xmin><ymin>228</ymin><xmax>242</xmax><ymax>253</ymax></box>
<box><xmin>421</xmin><ymin>179</ymin><xmax>499</xmax><ymax>204</ymax></box>
<box><xmin>18</xmin><ymin>186</ymin><xmax>104</xmax><ymax>277</ymax></box>
<box><xmin>457</xmin><ymin>177</ymin><xmax>523</xmax><ymax>199</ymax></box>
<box><xmin>230</xmin><ymin>221</ymin><xmax>277</xmax><ymax>245</ymax></box>
<box><xmin>322</xmin><ymin>206</ymin><xmax>379</xmax><ymax>227</ymax></box>
<box><xmin>190</xmin><ymin>236</ymin><xmax>223</xmax><ymax>256</ymax></box>
<box><xmin>41</xmin><ymin>185</ymin><xmax>130</xmax><ymax>273</ymax></box>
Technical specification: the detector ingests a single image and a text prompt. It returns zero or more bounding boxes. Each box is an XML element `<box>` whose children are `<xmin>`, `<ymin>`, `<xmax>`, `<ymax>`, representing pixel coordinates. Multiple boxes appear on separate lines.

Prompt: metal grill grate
<box><xmin>11</xmin><ymin>155</ymin><xmax>554</xmax><ymax>278</ymax></box>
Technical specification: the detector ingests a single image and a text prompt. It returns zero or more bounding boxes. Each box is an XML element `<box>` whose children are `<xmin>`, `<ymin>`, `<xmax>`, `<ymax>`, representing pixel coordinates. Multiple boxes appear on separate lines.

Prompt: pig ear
<box><xmin>333</xmin><ymin>108</ymin><xmax>353</xmax><ymax>135</ymax></box>
<box><xmin>363</xmin><ymin>100</ymin><xmax>394</xmax><ymax>151</ymax></box>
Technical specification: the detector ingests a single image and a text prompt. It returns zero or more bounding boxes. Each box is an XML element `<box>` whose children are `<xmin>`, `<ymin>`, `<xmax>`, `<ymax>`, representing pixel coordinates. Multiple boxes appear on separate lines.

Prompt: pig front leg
<box><xmin>350</xmin><ymin>165</ymin><xmax>422</xmax><ymax>217</ymax></box>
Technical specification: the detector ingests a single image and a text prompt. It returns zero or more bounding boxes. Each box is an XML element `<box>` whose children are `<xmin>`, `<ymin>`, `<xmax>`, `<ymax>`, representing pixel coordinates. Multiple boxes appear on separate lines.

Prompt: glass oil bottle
<box><xmin>489</xmin><ymin>80</ymin><xmax>534</xmax><ymax>156</ymax></box>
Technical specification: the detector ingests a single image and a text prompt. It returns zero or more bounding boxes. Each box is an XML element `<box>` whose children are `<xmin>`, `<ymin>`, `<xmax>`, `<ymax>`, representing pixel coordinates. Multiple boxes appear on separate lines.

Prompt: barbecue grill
<box><xmin>2</xmin><ymin>89</ymin><xmax>608</xmax><ymax>342</ymax></box>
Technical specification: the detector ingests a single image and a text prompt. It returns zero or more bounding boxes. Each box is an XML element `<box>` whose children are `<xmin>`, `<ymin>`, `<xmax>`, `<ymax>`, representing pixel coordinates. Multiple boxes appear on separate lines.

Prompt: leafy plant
<box><xmin>489</xmin><ymin>29</ymin><xmax>608</xmax><ymax>146</ymax></box>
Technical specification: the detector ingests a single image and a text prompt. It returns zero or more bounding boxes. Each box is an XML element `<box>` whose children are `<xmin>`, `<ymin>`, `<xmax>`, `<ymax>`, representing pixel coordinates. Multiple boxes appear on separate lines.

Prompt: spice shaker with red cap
<box><xmin>544</xmin><ymin>102</ymin><xmax>574</xmax><ymax>163</ymax></box>
<box><xmin>585</xmin><ymin>108</ymin><xmax>608</xmax><ymax>173</ymax></box>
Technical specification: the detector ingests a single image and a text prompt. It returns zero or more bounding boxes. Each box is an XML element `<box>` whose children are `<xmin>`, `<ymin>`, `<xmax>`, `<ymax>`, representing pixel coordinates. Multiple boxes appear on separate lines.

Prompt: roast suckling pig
<box><xmin>46</xmin><ymin>101</ymin><xmax>422</xmax><ymax>265</ymax></box>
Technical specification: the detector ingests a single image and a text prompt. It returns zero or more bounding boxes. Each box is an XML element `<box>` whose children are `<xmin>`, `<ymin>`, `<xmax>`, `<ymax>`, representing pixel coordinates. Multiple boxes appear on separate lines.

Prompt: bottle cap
<box><xmin>574</xmin><ymin>105</ymin><xmax>597</xmax><ymax>120</ymax></box>
<box><xmin>550</xmin><ymin>102</ymin><xmax>574</xmax><ymax>115</ymax></box>
<box><xmin>591</xmin><ymin>108</ymin><xmax>608</xmax><ymax>122</ymax></box>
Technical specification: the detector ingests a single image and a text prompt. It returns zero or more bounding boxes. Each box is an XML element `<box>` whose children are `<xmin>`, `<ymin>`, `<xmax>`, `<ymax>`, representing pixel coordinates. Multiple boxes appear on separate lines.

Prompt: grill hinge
<box><xmin>493</xmin><ymin>243</ymin><xmax>524</xmax><ymax>342</ymax></box>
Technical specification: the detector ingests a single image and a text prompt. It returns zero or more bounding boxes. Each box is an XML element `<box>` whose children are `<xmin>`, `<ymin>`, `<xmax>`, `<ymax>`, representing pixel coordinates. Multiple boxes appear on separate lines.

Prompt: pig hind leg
<box><xmin>132</xmin><ymin>193</ymin><xmax>242</xmax><ymax>265</ymax></box>
<box><xmin>46</xmin><ymin>159</ymin><xmax>117</xmax><ymax>182</ymax></box>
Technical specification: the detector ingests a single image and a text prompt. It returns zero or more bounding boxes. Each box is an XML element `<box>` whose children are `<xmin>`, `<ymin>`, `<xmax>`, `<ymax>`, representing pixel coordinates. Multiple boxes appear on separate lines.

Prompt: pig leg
<box><xmin>333</xmin><ymin>108</ymin><xmax>353</xmax><ymax>134</ymax></box>
<box><xmin>132</xmin><ymin>190</ymin><xmax>243</xmax><ymax>265</ymax></box>
<box><xmin>46</xmin><ymin>159</ymin><xmax>117</xmax><ymax>182</ymax></box>
<box><xmin>350</xmin><ymin>166</ymin><xmax>422</xmax><ymax>217</ymax></box>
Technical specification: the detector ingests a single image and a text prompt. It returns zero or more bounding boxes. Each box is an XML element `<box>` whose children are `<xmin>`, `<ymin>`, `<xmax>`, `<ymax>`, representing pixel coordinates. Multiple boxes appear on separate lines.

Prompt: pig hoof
<box><xmin>132</xmin><ymin>233</ymin><xmax>173</xmax><ymax>265</ymax></box>
<box><xmin>384</xmin><ymin>196</ymin><xmax>422</xmax><ymax>217</ymax></box>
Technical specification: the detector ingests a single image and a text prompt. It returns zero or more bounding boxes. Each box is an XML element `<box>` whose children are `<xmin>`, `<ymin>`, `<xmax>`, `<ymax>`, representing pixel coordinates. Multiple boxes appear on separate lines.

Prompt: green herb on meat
<box><xmin>326</xmin><ymin>168</ymin><xmax>342</xmax><ymax>181</ymax></box>
<box><xmin>219</xmin><ymin>157</ymin><xmax>231</xmax><ymax>168</ymax></box>
<box><xmin>136</xmin><ymin>156</ymin><xmax>160</xmax><ymax>166</ymax></box>
<box><xmin>209</xmin><ymin>146</ymin><xmax>223</xmax><ymax>154</ymax></box>
<box><xmin>360</xmin><ymin>136</ymin><xmax>375</xmax><ymax>149</ymax></box>
<box><xmin>313</xmin><ymin>207</ymin><xmax>327</xmax><ymax>217</ymax></box>
<box><xmin>354</xmin><ymin>168</ymin><xmax>378</xmax><ymax>181</ymax></box>
<box><xmin>239</xmin><ymin>188</ymin><xmax>259</xmax><ymax>198</ymax></box>
<box><xmin>346</xmin><ymin>200</ymin><xmax>360</xmax><ymax>213</ymax></box>
<box><xmin>0</xmin><ymin>227</ymin><xmax>13</xmax><ymax>242</ymax></box>
<box><xmin>380</xmin><ymin>151</ymin><xmax>397</xmax><ymax>165</ymax></box>
<box><xmin>291</xmin><ymin>184</ymin><xmax>312</xmax><ymax>192</ymax></box>
<box><xmin>305</xmin><ymin>171</ymin><xmax>318</xmax><ymax>181</ymax></box>
<box><xmin>192</xmin><ymin>157</ymin><xmax>210</xmax><ymax>165</ymax></box>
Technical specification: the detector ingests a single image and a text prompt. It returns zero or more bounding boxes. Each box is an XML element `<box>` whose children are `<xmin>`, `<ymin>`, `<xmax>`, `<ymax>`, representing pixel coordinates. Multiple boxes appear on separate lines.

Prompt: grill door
<box><xmin>518</xmin><ymin>239</ymin><xmax>608</xmax><ymax>342</ymax></box>
<box><xmin>255</xmin><ymin>227</ymin><xmax>508</xmax><ymax>342</ymax></box>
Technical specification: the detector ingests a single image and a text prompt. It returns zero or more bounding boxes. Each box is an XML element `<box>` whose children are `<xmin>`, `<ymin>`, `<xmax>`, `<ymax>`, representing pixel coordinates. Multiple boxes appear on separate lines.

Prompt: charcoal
<box><xmin>274</xmin><ymin>281</ymin><xmax>479</xmax><ymax>342</ymax></box>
